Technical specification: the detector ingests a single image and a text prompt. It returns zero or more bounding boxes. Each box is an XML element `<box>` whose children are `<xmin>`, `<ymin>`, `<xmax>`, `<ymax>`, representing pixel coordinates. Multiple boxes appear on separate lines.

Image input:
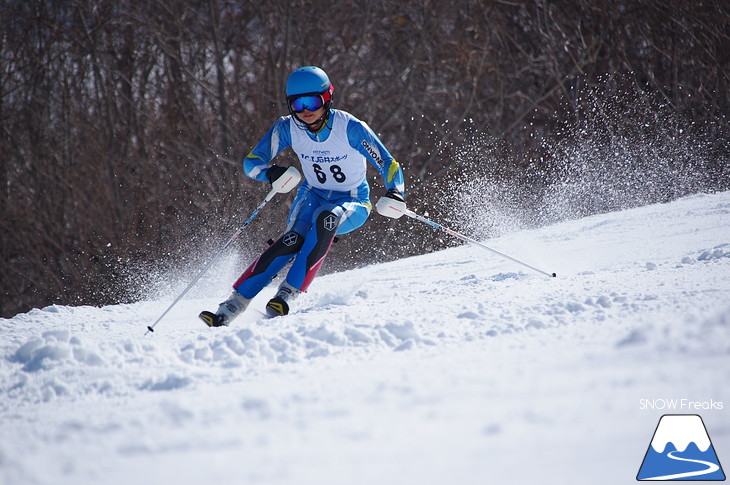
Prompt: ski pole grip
<box><xmin>272</xmin><ymin>166</ymin><xmax>302</xmax><ymax>194</ymax></box>
<box><xmin>376</xmin><ymin>196</ymin><xmax>407</xmax><ymax>219</ymax></box>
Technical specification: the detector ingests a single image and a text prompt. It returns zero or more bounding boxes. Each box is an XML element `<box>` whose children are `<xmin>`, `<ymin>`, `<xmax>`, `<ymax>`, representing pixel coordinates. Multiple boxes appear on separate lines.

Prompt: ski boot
<box><xmin>199</xmin><ymin>291</ymin><xmax>250</xmax><ymax>327</ymax></box>
<box><xmin>265</xmin><ymin>282</ymin><xmax>300</xmax><ymax>318</ymax></box>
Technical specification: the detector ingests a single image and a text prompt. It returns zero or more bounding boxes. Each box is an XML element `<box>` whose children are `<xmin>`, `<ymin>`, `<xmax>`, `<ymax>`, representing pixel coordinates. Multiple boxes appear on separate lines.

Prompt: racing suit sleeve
<box><xmin>242</xmin><ymin>117</ymin><xmax>293</xmax><ymax>182</ymax></box>
<box><xmin>347</xmin><ymin>119</ymin><xmax>405</xmax><ymax>196</ymax></box>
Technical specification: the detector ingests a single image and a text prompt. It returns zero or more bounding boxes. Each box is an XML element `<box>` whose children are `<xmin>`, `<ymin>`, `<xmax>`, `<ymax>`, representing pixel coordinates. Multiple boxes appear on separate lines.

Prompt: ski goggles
<box><xmin>288</xmin><ymin>93</ymin><xmax>325</xmax><ymax>113</ymax></box>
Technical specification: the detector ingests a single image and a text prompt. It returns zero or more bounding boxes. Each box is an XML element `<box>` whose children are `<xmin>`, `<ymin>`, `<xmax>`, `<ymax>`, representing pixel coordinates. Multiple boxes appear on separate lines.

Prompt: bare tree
<box><xmin>2</xmin><ymin>0</ymin><xmax>728</xmax><ymax>317</ymax></box>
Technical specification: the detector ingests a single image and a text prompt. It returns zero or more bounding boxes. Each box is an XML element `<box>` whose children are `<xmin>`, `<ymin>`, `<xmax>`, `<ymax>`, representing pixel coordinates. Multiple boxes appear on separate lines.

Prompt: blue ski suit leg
<box><xmin>233</xmin><ymin>184</ymin><xmax>370</xmax><ymax>298</ymax></box>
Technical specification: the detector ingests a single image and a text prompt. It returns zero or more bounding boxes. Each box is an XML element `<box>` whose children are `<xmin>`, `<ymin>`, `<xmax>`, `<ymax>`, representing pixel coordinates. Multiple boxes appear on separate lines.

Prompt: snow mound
<box><xmin>1</xmin><ymin>191</ymin><xmax>729</xmax><ymax>485</ymax></box>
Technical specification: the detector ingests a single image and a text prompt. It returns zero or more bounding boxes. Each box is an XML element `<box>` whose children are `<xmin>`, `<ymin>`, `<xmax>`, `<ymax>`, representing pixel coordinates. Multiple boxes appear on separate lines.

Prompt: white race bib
<box><xmin>290</xmin><ymin>110</ymin><xmax>367</xmax><ymax>191</ymax></box>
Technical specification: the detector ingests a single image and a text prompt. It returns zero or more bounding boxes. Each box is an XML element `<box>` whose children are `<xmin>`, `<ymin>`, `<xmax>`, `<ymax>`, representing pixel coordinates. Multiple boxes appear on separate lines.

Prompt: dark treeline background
<box><xmin>2</xmin><ymin>0</ymin><xmax>729</xmax><ymax>318</ymax></box>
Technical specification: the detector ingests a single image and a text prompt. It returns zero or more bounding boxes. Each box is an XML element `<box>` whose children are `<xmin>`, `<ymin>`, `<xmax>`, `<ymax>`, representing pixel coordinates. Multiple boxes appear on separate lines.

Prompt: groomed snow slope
<box><xmin>1</xmin><ymin>191</ymin><xmax>729</xmax><ymax>485</ymax></box>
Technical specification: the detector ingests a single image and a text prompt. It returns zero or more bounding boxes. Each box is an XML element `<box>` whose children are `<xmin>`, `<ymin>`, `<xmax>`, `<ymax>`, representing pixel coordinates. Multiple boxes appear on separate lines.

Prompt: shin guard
<box><xmin>288</xmin><ymin>210</ymin><xmax>340</xmax><ymax>292</ymax></box>
<box><xmin>233</xmin><ymin>231</ymin><xmax>304</xmax><ymax>298</ymax></box>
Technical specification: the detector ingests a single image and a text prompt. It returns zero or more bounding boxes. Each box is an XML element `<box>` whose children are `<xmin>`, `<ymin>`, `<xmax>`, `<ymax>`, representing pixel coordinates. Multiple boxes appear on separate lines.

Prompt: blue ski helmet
<box><xmin>286</xmin><ymin>66</ymin><xmax>334</xmax><ymax>103</ymax></box>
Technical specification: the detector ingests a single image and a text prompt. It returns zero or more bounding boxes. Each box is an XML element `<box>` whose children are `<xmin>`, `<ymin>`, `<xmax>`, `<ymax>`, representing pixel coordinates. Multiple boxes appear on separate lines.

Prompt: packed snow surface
<box><xmin>1</xmin><ymin>192</ymin><xmax>729</xmax><ymax>485</ymax></box>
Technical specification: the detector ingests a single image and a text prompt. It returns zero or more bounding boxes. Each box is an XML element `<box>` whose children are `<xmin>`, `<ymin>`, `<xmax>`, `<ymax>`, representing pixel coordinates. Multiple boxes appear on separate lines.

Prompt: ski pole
<box><xmin>145</xmin><ymin>167</ymin><xmax>302</xmax><ymax>335</ymax></box>
<box><xmin>404</xmin><ymin>209</ymin><xmax>557</xmax><ymax>278</ymax></box>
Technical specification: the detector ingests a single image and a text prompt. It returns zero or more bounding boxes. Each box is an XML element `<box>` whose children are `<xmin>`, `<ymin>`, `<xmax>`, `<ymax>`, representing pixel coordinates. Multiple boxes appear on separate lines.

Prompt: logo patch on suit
<box><xmin>283</xmin><ymin>232</ymin><xmax>299</xmax><ymax>247</ymax></box>
<box><xmin>323</xmin><ymin>214</ymin><xmax>338</xmax><ymax>232</ymax></box>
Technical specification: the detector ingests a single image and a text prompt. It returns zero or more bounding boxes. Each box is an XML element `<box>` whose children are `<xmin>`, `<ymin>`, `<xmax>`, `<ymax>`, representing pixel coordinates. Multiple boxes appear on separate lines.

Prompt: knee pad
<box><xmin>233</xmin><ymin>230</ymin><xmax>304</xmax><ymax>292</ymax></box>
<box><xmin>262</xmin><ymin>230</ymin><xmax>304</xmax><ymax>266</ymax></box>
<box><xmin>315</xmin><ymin>209</ymin><xmax>341</xmax><ymax>236</ymax></box>
<box><xmin>276</xmin><ymin>230</ymin><xmax>305</xmax><ymax>252</ymax></box>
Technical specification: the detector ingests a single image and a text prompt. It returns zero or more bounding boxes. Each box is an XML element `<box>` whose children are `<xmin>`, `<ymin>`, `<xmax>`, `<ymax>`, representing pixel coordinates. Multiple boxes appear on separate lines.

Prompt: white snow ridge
<box><xmin>1</xmin><ymin>192</ymin><xmax>730</xmax><ymax>485</ymax></box>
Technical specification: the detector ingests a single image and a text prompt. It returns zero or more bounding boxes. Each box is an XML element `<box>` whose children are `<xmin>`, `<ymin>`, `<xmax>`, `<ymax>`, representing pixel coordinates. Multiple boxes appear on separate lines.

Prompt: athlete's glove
<box><xmin>375</xmin><ymin>189</ymin><xmax>407</xmax><ymax>219</ymax></box>
<box><xmin>266</xmin><ymin>165</ymin><xmax>289</xmax><ymax>184</ymax></box>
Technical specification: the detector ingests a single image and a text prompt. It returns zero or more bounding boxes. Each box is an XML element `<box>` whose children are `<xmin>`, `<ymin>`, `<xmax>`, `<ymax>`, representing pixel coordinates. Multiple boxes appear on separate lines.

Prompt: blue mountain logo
<box><xmin>637</xmin><ymin>414</ymin><xmax>726</xmax><ymax>481</ymax></box>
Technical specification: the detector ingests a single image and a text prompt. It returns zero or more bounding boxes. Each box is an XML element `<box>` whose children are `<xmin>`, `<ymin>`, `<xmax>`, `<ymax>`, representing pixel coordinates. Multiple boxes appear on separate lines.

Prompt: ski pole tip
<box><xmin>147</xmin><ymin>326</ymin><xmax>154</xmax><ymax>333</ymax></box>
<box><xmin>551</xmin><ymin>272</ymin><xmax>557</xmax><ymax>278</ymax></box>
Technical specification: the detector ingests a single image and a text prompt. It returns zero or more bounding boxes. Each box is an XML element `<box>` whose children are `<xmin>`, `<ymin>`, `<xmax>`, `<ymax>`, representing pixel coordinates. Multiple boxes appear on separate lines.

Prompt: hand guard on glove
<box><xmin>375</xmin><ymin>189</ymin><xmax>407</xmax><ymax>219</ymax></box>
<box><xmin>266</xmin><ymin>165</ymin><xmax>289</xmax><ymax>184</ymax></box>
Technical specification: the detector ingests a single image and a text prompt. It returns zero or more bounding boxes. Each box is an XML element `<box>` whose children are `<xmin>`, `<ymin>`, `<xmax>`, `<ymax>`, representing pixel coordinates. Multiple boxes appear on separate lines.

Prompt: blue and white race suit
<box><xmin>234</xmin><ymin>109</ymin><xmax>405</xmax><ymax>297</ymax></box>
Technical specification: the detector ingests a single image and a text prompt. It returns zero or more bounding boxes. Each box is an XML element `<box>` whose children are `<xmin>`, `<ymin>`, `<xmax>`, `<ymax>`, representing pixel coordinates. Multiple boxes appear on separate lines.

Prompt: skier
<box><xmin>199</xmin><ymin>66</ymin><xmax>406</xmax><ymax>326</ymax></box>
